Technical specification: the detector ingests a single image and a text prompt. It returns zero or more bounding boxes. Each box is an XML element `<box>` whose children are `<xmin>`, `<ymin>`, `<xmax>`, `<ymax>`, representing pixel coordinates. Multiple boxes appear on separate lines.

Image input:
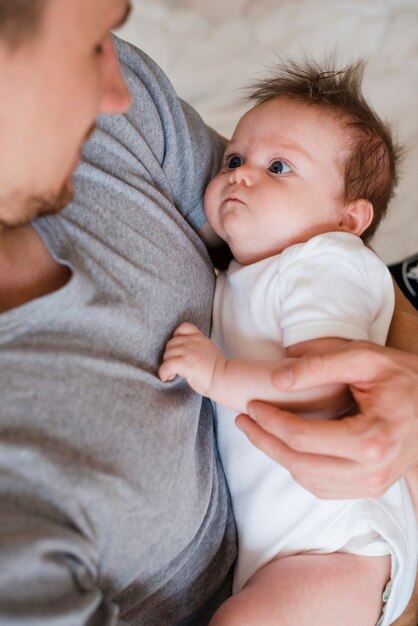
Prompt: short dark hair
<box><xmin>0</xmin><ymin>0</ymin><xmax>46</xmax><ymax>48</ymax></box>
<box><xmin>247</xmin><ymin>58</ymin><xmax>401</xmax><ymax>242</ymax></box>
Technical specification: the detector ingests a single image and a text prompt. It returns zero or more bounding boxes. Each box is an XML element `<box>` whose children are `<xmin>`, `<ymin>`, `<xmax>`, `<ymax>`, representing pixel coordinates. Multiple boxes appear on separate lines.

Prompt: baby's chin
<box><xmin>231</xmin><ymin>239</ymin><xmax>290</xmax><ymax>265</ymax></box>
<box><xmin>231</xmin><ymin>246</ymin><xmax>263</xmax><ymax>266</ymax></box>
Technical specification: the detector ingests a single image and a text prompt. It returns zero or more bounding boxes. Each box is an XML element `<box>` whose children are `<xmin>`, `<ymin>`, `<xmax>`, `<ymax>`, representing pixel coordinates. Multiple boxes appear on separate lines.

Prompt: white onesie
<box><xmin>212</xmin><ymin>232</ymin><xmax>417</xmax><ymax>626</ymax></box>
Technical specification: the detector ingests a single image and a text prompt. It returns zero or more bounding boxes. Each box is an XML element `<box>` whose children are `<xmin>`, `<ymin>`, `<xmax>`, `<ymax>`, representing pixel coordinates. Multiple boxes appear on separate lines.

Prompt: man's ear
<box><xmin>339</xmin><ymin>199</ymin><xmax>374</xmax><ymax>237</ymax></box>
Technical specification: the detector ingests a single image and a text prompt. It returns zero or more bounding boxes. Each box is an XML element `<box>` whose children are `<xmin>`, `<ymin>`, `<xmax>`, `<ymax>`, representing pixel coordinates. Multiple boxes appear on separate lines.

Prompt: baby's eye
<box><xmin>269</xmin><ymin>160</ymin><xmax>292</xmax><ymax>174</ymax></box>
<box><xmin>226</xmin><ymin>155</ymin><xmax>243</xmax><ymax>169</ymax></box>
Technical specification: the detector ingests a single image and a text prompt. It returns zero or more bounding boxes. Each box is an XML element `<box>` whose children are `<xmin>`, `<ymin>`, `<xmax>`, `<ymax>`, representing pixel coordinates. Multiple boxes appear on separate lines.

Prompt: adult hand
<box><xmin>236</xmin><ymin>341</ymin><xmax>418</xmax><ymax>499</ymax></box>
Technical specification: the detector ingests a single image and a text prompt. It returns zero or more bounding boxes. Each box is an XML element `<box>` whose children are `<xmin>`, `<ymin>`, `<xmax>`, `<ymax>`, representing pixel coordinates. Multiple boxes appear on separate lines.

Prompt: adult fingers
<box><xmin>272</xmin><ymin>342</ymin><xmax>393</xmax><ymax>391</ymax></box>
<box><xmin>246</xmin><ymin>400</ymin><xmax>383</xmax><ymax>464</ymax></box>
<box><xmin>235</xmin><ymin>413</ymin><xmax>382</xmax><ymax>499</ymax></box>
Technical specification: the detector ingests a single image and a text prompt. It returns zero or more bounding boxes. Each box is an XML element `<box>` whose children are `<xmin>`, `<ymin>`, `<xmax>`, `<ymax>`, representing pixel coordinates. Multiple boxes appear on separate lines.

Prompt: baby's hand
<box><xmin>159</xmin><ymin>323</ymin><xmax>225</xmax><ymax>397</ymax></box>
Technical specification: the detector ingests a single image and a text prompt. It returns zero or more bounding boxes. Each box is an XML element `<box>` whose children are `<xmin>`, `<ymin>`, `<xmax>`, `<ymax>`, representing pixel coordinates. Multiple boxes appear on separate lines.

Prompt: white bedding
<box><xmin>118</xmin><ymin>0</ymin><xmax>418</xmax><ymax>264</ymax></box>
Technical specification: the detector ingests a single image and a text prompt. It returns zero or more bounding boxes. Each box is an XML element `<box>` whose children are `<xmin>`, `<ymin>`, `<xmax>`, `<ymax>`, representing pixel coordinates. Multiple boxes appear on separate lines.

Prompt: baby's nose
<box><xmin>229</xmin><ymin>166</ymin><xmax>253</xmax><ymax>186</ymax></box>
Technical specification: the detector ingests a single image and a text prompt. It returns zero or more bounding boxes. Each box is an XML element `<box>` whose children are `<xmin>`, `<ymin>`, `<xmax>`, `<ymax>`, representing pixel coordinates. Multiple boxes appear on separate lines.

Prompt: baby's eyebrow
<box><xmin>277</xmin><ymin>140</ymin><xmax>313</xmax><ymax>162</ymax></box>
<box><xmin>225</xmin><ymin>137</ymin><xmax>313</xmax><ymax>161</ymax></box>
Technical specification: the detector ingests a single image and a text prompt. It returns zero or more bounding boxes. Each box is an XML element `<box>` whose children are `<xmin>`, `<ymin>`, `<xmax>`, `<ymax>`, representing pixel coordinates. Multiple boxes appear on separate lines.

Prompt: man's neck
<box><xmin>0</xmin><ymin>224</ymin><xmax>71</xmax><ymax>313</ymax></box>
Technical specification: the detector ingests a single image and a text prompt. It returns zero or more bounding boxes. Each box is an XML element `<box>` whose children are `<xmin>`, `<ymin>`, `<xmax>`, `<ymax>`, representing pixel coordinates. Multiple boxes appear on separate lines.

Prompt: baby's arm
<box><xmin>159</xmin><ymin>323</ymin><xmax>352</xmax><ymax>418</ymax></box>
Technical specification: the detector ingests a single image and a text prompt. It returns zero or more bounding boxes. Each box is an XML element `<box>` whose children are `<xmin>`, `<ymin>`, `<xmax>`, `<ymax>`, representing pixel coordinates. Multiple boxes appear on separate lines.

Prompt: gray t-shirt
<box><xmin>0</xmin><ymin>37</ymin><xmax>236</xmax><ymax>625</ymax></box>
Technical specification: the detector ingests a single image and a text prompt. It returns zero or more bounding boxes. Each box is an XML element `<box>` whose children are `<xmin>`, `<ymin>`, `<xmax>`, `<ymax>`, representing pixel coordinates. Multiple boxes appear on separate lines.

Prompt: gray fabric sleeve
<box><xmin>83</xmin><ymin>36</ymin><xmax>226</xmax><ymax>234</ymax></box>
<box><xmin>0</xmin><ymin>417</ymin><xmax>130</xmax><ymax>625</ymax></box>
<box><xmin>1</xmin><ymin>504</ymin><xmax>117</xmax><ymax>625</ymax></box>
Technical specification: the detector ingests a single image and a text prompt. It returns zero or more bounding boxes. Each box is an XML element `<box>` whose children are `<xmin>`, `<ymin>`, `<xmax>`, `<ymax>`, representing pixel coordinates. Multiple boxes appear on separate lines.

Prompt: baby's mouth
<box><xmin>223</xmin><ymin>196</ymin><xmax>245</xmax><ymax>205</ymax></box>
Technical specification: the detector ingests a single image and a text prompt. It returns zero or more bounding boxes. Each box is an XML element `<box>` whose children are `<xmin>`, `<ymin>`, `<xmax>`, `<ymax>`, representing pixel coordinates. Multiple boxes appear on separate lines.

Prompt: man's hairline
<box><xmin>0</xmin><ymin>0</ymin><xmax>132</xmax><ymax>51</ymax></box>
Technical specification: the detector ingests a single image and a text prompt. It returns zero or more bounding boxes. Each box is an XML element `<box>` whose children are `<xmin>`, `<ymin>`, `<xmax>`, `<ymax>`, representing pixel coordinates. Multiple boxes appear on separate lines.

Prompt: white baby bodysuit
<box><xmin>212</xmin><ymin>232</ymin><xmax>417</xmax><ymax>626</ymax></box>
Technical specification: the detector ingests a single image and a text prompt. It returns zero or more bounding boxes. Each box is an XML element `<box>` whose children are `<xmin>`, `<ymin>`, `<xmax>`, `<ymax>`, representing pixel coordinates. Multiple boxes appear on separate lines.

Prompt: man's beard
<box><xmin>0</xmin><ymin>177</ymin><xmax>74</xmax><ymax>230</ymax></box>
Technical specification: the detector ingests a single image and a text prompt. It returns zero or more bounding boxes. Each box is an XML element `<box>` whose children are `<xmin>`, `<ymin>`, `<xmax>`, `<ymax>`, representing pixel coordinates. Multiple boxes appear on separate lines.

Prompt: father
<box><xmin>0</xmin><ymin>0</ymin><xmax>417</xmax><ymax>624</ymax></box>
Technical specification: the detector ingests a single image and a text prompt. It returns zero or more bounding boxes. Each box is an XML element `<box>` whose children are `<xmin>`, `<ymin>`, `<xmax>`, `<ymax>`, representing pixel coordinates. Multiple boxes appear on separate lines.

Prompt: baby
<box><xmin>159</xmin><ymin>59</ymin><xmax>417</xmax><ymax>626</ymax></box>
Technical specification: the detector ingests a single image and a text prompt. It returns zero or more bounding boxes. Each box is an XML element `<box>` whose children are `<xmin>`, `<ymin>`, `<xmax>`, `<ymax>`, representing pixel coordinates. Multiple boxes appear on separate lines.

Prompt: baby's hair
<box><xmin>246</xmin><ymin>58</ymin><xmax>402</xmax><ymax>242</ymax></box>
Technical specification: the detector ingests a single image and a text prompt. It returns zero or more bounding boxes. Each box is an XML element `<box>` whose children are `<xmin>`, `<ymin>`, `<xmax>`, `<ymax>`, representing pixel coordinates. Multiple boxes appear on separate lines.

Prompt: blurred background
<box><xmin>117</xmin><ymin>0</ymin><xmax>418</xmax><ymax>264</ymax></box>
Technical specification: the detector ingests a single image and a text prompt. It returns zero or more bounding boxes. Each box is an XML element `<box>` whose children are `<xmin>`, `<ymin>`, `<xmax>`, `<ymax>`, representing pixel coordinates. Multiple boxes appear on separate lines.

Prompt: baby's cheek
<box><xmin>204</xmin><ymin>179</ymin><xmax>221</xmax><ymax>227</ymax></box>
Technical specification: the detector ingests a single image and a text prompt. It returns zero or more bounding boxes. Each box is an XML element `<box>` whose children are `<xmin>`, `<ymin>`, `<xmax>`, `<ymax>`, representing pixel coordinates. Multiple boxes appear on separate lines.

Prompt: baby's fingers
<box><xmin>173</xmin><ymin>322</ymin><xmax>200</xmax><ymax>337</ymax></box>
<box><xmin>163</xmin><ymin>342</ymin><xmax>187</xmax><ymax>359</ymax></box>
<box><xmin>159</xmin><ymin>359</ymin><xmax>179</xmax><ymax>382</ymax></box>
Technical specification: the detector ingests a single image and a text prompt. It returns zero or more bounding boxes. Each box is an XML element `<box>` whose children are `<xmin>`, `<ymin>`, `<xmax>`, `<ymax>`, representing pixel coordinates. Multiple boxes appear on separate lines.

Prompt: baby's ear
<box><xmin>339</xmin><ymin>199</ymin><xmax>373</xmax><ymax>237</ymax></box>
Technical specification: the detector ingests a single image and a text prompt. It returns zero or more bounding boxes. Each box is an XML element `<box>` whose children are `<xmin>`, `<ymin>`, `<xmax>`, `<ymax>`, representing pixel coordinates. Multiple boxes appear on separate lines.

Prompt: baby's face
<box><xmin>204</xmin><ymin>97</ymin><xmax>348</xmax><ymax>264</ymax></box>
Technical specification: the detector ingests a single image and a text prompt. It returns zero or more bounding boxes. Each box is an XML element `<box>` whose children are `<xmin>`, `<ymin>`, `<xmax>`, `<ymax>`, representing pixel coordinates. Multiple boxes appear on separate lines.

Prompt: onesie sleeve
<box><xmin>277</xmin><ymin>232</ymin><xmax>395</xmax><ymax>349</ymax></box>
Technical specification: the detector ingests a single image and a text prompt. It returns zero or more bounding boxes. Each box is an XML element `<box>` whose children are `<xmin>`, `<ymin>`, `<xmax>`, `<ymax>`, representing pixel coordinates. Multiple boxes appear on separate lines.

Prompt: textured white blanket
<box><xmin>118</xmin><ymin>0</ymin><xmax>418</xmax><ymax>263</ymax></box>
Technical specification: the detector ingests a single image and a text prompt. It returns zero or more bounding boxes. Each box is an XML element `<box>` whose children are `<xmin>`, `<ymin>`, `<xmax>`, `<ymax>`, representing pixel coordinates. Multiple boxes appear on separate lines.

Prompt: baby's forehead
<box><xmin>239</xmin><ymin>97</ymin><xmax>342</xmax><ymax>129</ymax></box>
<box><xmin>230</xmin><ymin>97</ymin><xmax>348</xmax><ymax>153</ymax></box>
